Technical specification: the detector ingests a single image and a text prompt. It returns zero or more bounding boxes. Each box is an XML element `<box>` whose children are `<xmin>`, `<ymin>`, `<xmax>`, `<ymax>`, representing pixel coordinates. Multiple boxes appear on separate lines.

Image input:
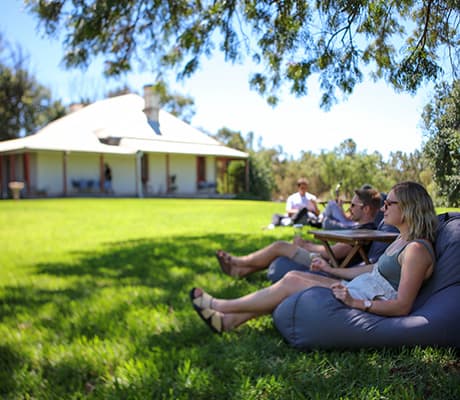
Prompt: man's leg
<box><xmin>217</xmin><ymin>241</ymin><xmax>301</xmax><ymax>277</ymax></box>
<box><xmin>321</xmin><ymin>201</ymin><xmax>357</xmax><ymax>229</ymax></box>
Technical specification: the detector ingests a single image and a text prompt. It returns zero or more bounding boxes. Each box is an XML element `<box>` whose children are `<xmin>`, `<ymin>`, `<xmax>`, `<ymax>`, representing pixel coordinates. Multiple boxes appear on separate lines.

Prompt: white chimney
<box><xmin>143</xmin><ymin>84</ymin><xmax>160</xmax><ymax>123</ymax></box>
<box><xmin>69</xmin><ymin>103</ymin><xmax>84</xmax><ymax>113</ymax></box>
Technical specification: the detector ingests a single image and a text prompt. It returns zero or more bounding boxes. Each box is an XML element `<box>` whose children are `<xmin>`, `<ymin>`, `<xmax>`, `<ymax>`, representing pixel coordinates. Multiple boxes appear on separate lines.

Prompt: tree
<box><xmin>0</xmin><ymin>34</ymin><xmax>66</xmax><ymax>140</ymax></box>
<box><xmin>25</xmin><ymin>0</ymin><xmax>459</xmax><ymax>109</ymax></box>
<box><xmin>214</xmin><ymin>127</ymin><xmax>247</xmax><ymax>151</ymax></box>
<box><xmin>211</xmin><ymin>127</ymin><xmax>276</xmax><ymax>199</ymax></box>
<box><xmin>384</xmin><ymin>150</ymin><xmax>431</xmax><ymax>186</ymax></box>
<box><xmin>422</xmin><ymin>80</ymin><xmax>460</xmax><ymax>207</ymax></box>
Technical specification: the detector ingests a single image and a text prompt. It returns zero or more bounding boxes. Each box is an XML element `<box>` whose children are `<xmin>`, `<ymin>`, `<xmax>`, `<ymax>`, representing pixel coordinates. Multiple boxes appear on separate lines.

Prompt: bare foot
<box><xmin>216</xmin><ymin>250</ymin><xmax>237</xmax><ymax>276</ymax></box>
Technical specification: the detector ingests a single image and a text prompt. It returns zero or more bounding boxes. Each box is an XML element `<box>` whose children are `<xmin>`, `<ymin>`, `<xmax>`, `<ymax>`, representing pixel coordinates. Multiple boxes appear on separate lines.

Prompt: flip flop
<box><xmin>215</xmin><ymin>250</ymin><xmax>233</xmax><ymax>276</ymax></box>
<box><xmin>189</xmin><ymin>288</ymin><xmax>223</xmax><ymax>334</ymax></box>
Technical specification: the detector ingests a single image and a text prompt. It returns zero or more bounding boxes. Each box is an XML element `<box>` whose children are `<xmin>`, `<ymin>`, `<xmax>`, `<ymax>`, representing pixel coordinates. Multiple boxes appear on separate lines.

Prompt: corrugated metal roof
<box><xmin>0</xmin><ymin>94</ymin><xmax>248</xmax><ymax>158</ymax></box>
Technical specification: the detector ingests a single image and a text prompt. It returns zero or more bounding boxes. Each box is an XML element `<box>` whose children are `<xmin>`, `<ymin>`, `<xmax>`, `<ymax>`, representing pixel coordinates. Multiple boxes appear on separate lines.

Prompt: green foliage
<box><xmin>265</xmin><ymin>137</ymin><xmax>429</xmax><ymax>202</ymax></box>
<box><xmin>214</xmin><ymin>127</ymin><xmax>247</xmax><ymax>151</ymax></box>
<box><xmin>0</xmin><ymin>198</ymin><xmax>459</xmax><ymax>399</ymax></box>
<box><xmin>212</xmin><ymin>125</ymin><xmax>434</xmax><ymax>202</ymax></box>
<box><xmin>0</xmin><ymin>33</ymin><xmax>66</xmax><ymax>140</ymax></box>
<box><xmin>25</xmin><ymin>0</ymin><xmax>459</xmax><ymax>109</ymax></box>
<box><xmin>247</xmin><ymin>150</ymin><xmax>277</xmax><ymax>200</ymax></box>
<box><xmin>212</xmin><ymin>128</ymin><xmax>276</xmax><ymax>200</ymax></box>
<box><xmin>422</xmin><ymin>80</ymin><xmax>460</xmax><ymax>207</ymax></box>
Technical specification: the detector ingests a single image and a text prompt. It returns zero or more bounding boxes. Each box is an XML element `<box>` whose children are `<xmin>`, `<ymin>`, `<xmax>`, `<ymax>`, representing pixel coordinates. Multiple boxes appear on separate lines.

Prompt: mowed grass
<box><xmin>0</xmin><ymin>198</ymin><xmax>459</xmax><ymax>399</ymax></box>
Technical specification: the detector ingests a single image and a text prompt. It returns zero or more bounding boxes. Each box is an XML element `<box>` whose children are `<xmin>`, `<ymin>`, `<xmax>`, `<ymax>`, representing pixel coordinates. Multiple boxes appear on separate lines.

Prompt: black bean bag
<box><xmin>272</xmin><ymin>212</ymin><xmax>460</xmax><ymax>349</ymax></box>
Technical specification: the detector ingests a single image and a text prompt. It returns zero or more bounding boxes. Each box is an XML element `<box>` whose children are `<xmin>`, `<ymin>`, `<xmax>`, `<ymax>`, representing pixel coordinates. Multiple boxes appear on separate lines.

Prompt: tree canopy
<box><xmin>25</xmin><ymin>0</ymin><xmax>459</xmax><ymax>109</ymax></box>
<box><xmin>0</xmin><ymin>34</ymin><xmax>66</xmax><ymax>141</ymax></box>
<box><xmin>423</xmin><ymin>80</ymin><xmax>460</xmax><ymax>207</ymax></box>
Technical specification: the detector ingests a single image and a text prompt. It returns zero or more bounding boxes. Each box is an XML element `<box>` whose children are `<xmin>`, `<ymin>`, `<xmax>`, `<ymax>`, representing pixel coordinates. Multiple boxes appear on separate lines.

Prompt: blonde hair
<box><xmin>392</xmin><ymin>181</ymin><xmax>438</xmax><ymax>242</ymax></box>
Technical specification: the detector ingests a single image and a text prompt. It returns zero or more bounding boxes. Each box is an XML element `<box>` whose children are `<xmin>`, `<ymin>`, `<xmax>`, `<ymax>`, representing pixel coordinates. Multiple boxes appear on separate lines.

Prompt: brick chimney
<box><xmin>143</xmin><ymin>84</ymin><xmax>160</xmax><ymax>123</ymax></box>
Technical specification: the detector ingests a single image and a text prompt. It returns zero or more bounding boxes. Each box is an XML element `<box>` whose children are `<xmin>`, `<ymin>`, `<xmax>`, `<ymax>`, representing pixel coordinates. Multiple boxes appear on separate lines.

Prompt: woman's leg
<box><xmin>218</xmin><ymin>241</ymin><xmax>299</xmax><ymax>277</ymax></box>
<box><xmin>197</xmin><ymin>271</ymin><xmax>341</xmax><ymax>331</ymax></box>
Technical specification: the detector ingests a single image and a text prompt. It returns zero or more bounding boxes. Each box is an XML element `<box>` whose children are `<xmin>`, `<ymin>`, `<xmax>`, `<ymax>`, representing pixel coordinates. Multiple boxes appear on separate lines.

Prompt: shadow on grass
<box><xmin>0</xmin><ymin>232</ymin><xmax>282</xmax><ymax>397</ymax></box>
<box><xmin>1</xmin><ymin>233</ymin><xmax>269</xmax><ymax>315</ymax></box>
<box><xmin>4</xmin><ymin>232</ymin><xmax>457</xmax><ymax>399</ymax></box>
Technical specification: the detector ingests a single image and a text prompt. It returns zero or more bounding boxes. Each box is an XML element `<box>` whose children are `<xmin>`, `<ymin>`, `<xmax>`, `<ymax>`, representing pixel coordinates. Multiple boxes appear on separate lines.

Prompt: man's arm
<box><xmin>310</xmin><ymin>199</ymin><xmax>320</xmax><ymax>216</ymax></box>
<box><xmin>311</xmin><ymin>257</ymin><xmax>374</xmax><ymax>279</ymax></box>
<box><xmin>285</xmin><ymin>194</ymin><xmax>298</xmax><ymax>217</ymax></box>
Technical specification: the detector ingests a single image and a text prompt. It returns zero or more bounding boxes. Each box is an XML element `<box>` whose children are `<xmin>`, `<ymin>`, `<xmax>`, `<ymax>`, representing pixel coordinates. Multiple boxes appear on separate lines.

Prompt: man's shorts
<box><xmin>291</xmin><ymin>247</ymin><xmax>312</xmax><ymax>266</ymax></box>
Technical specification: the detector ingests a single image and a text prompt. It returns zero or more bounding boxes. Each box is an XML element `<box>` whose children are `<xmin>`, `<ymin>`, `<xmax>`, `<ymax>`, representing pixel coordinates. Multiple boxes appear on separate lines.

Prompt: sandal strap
<box><xmin>192</xmin><ymin>290</ymin><xmax>213</xmax><ymax>309</ymax></box>
<box><xmin>201</xmin><ymin>308</ymin><xmax>223</xmax><ymax>333</ymax></box>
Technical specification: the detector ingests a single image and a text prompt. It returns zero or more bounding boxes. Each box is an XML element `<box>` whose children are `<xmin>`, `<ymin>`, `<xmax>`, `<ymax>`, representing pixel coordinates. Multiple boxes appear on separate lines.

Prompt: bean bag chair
<box><xmin>272</xmin><ymin>212</ymin><xmax>460</xmax><ymax>349</ymax></box>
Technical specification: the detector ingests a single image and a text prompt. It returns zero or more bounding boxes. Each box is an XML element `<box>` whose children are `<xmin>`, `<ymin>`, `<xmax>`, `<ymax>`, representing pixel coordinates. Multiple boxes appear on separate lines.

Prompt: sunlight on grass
<box><xmin>0</xmin><ymin>198</ymin><xmax>459</xmax><ymax>399</ymax></box>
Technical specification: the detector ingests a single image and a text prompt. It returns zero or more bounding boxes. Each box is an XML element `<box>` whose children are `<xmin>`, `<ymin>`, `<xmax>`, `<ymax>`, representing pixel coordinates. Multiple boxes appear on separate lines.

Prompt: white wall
<box><xmin>146</xmin><ymin>154</ymin><xmax>216</xmax><ymax>194</ymax></box>
<box><xmin>36</xmin><ymin>151</ymin><xmax>137</xmax><ymax>196</ymax></box>
<box><xmin>148</xmin><ymin>153</ymin><xmax>167</xmax><ymax>194</ymax></box>
<box><xmin>169</xmin><ymin>154</ymin><xmax>196</xmax><ymax>193</ymax></box>
<box><xmin>67</xmin><ymin>152</ymin><xmax>100</xmax><ymax>182</ymax></box>
<box><xmin>104</xmin><ymin>155</ymin><xmax>137</xmax><ymax>195</ymax></box>
<box><xmin>36</xmin><ymin>151</ymin><xmax>63</xmax><ymax>195</ymax></box>
<box><xmin>31</xmin><ymin>151</ymin><xmax>219</xmax><ymax>197</ymax></box>
<box><xmin>206</xmin><ymin>156</ymin><xmax>216</xmax><ymax>183</ymax></box>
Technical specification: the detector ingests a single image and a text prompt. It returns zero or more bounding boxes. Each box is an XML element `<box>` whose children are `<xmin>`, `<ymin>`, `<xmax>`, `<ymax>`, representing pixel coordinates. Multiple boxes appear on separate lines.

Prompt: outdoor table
<box><xmin>309</xmin><ymin>229</ymin><xmax>399</xmax><ymax>268</ymax></box>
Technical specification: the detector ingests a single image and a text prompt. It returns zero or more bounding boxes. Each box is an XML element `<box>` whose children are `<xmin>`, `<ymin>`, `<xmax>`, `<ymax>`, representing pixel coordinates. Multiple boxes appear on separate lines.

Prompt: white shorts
<box><xmin>343</xmin><ymin>265</ymin><xmax>397</xmax><ymax>300</ymax></box>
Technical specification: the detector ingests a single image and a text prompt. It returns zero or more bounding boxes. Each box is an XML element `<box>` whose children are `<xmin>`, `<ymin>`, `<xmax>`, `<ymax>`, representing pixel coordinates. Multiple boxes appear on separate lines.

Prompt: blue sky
<box><xmin>1</xmin><ymin>0</ymin><xmax>435</xmax><ymax>159</ymax></box>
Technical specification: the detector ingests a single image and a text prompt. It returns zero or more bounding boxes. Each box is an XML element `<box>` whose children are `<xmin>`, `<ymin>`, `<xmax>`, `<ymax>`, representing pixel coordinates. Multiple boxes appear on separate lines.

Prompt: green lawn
<box><xmin>1</xmin><ymin>199</ymin><xmax>459</xmax><ymax>399</ymax></box>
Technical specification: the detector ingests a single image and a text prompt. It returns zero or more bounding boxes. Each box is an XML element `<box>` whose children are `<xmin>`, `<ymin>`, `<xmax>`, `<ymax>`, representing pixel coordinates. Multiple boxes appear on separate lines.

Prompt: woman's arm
<box><xmin>336</xmin><ymin>241</ymin><xmax>434</xmax><ymax>316</ymax></box>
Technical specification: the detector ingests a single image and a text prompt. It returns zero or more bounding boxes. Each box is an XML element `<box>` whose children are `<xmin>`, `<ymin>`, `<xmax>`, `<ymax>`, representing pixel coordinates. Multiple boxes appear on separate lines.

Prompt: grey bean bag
<box><xmin>272</xmin><ymin>212</ymin><xmax>460</xmax><ymax>349</ymax></box>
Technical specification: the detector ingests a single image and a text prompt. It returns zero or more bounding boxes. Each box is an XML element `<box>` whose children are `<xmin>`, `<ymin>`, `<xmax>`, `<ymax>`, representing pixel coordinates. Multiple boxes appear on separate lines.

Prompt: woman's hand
<box><xmin>330</xmin><ymin>283</ymin><xmax>355</xmax><ymax>307</ymax></box>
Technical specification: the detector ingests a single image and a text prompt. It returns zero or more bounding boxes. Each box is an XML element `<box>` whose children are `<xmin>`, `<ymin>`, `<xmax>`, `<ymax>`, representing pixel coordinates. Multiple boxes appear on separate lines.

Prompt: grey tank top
<box><xmin>377</xmin><ymin>239</ymin><xmax>435</xmax><ymax>290</ymax></box>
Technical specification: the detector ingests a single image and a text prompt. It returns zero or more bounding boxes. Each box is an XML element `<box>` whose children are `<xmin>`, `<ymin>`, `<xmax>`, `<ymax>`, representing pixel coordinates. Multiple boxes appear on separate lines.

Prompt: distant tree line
<box><xmin>212</xmin><ymin>130</ymin><xmax>435</xmax><ymax>203</ymax></box>
<box><xmin>210</xmin><ymin>80</ymin><xmax>459</xmax><ymax>208</ymax></box>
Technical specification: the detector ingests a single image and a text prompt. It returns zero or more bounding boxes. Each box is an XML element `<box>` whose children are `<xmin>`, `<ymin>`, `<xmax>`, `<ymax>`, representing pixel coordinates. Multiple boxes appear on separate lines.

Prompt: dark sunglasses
<box><xmin>350</xmin><ymin>202</ymin><xmax>364</xmax><ymax>208</ymax></box>
<box><xmin>383</xmin><ymin>199</ymin><xmax>399</xmax><ymax>209</ymax></box>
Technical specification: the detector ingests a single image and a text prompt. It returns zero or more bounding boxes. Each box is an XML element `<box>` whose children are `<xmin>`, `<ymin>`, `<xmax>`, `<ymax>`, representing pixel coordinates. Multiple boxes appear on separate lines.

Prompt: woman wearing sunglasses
<box><xmin>190</xmin><ymin>181</ymin><xmax>438</xmax><ymax>334</ymax></box>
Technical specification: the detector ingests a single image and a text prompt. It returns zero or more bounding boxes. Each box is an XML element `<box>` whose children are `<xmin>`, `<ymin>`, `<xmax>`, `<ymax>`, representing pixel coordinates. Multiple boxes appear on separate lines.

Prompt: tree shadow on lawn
<box><xmin>2</xmin><ymin>232</ymin><xmax>458</xmax><ymax>398</ymax></box>
<box><xmin>1</xmin><ymin>232</ymin><xmax>271</xmax><ymax>313</ymax></box>
<box><xmin>0</xmin><ymin>232</ymin><xmax>285</xmax><ymax>396</ymax></box>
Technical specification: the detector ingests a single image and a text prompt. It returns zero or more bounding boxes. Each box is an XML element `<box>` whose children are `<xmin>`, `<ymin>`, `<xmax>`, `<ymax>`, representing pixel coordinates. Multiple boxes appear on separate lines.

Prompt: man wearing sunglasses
<box><xmin>216</xmin><ymin>188</ymin><xmax>388</xmax><ymax>279</ymax></box>
<box><xmin>321</xmin><ymin>183</ymin><xmax>384</xmax><ymax>230</ymax></box>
